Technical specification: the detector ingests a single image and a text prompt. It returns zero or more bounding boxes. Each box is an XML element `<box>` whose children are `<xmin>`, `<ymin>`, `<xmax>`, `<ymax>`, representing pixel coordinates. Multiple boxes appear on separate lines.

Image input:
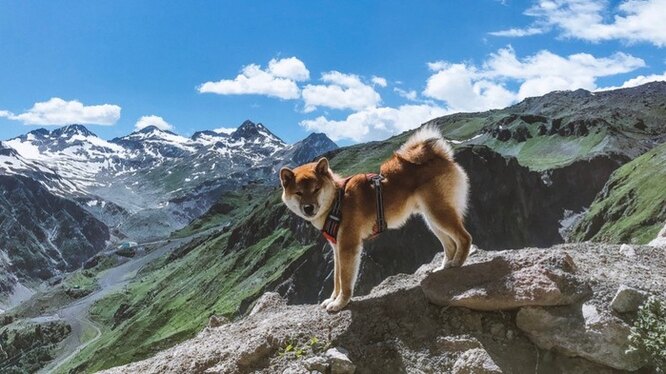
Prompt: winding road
<box><xmin>35</xmin><ymin>227</ymin><xmax>220</xmax><ymax>373</ymax></box>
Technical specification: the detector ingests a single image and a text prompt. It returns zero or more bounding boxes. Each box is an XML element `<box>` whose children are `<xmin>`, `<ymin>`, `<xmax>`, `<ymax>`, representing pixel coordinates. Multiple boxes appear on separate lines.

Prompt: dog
<box><xmin>279</xmin><ymin>126</ymin><xmax>472</xmax><ymax>312</ymax></box>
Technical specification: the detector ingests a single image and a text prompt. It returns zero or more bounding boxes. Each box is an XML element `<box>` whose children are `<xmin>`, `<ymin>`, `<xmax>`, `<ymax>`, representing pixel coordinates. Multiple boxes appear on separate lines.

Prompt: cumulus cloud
<box><xmin>371</xmin><ymin>76</ymin><xmax>388</xmax><ymax>87</ymax></box>
<box><xmin>598</xmin><ymin>71</ymin><xmax>666</xmax><ymax>90</ymax></box>
<box><xmin>490</xmin><ymin>0</ymin><xmax>666</xmax><ymax>47</ymax></box>
<box><xmin>394</xmin><ymin>88</ymin><xmax>418</xmax><ymax>101</ymax></box>
<box><xmin>423</xmin><ymin>47</ymin><xmax>645</xmax><ymax>111</ymax></box>
<box><xmin>300</xmin><ymin>104</ymin><xmax>447</xmax><ymax>142</ymax></box>
<box><xmin>134</xmin><ymin>115</ymin><xmax>174</xmax><ymax>131</ymax></box>
<box><xmin>0</xmin><ymin>97</ymin><xmax>121</xmax><ymax>126</ymax></box>
<box><xmin>301</xmin><ymin>71</ymin><xmax>381</xmax><ymax>112</ymax></box>
<box><xmin>267</xmin><ymin>57</ymin><xmax>310</xmax><ymax>81</ymax></box>
<box><xmin>198</xmin><ymin>57</ymin><xmax>308</xmax><ymax>99</ymax></box>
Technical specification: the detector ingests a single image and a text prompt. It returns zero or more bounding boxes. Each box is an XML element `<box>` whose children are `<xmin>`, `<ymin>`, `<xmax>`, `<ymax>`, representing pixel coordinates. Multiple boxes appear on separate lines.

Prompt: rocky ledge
<box><xmin>99</xmin><ymin>243</ymin><xmax>666</xmax><ymax>374</ymax></box>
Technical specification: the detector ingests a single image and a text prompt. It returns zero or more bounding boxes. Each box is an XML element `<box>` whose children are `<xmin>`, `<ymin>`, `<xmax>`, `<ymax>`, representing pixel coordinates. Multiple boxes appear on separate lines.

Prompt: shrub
<box><xmin>628</xmin><ymin>296</ymin><xmax>666</xmax><ymax>372</ymax></box>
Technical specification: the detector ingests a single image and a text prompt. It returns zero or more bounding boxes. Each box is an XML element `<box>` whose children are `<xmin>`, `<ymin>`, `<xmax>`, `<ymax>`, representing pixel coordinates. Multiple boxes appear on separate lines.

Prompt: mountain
<box><xmin>425</xmin><ymin>81</ymin><xmax>666</xmax><ymax>171</ymax></box>
<box><xmin>3</xmin><ymin>120</ymin><xmax>338</xmax><ymax>240</ymax></box>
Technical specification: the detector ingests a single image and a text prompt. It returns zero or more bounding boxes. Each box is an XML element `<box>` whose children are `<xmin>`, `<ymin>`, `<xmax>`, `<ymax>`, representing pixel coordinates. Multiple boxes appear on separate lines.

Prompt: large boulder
<box><xmin>516</xmin><ymin>304</ymin><xmax>648</xmax><ymax>371</ymax></box>
<box><xmin>421</xmin><ymin>252</ymin><xmax>590</xmax><ymax>310</ymax></box>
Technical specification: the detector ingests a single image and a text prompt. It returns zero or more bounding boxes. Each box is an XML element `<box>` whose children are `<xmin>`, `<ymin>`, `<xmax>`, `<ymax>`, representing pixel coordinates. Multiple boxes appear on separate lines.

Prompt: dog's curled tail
<box><xmin>395</xmin><ymin>125</ymin><xmax>453</xmax><ymax>164</ymax></box>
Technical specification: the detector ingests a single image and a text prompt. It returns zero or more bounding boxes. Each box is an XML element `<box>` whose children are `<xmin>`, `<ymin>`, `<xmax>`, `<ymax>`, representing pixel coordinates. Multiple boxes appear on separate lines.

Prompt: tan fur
<box><xmin>280</xmin><ymin>126</ymin><xmax>472</xmax><ymax>312</ymax></box>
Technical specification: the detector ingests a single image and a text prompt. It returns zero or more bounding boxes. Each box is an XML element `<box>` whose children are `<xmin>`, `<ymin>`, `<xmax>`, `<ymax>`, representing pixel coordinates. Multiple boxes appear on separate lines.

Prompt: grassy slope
<box><xmin>570</xmin><ymin>142</ymin><xmax>666</xmax><ymax>244</ymax></box>
<box><xmin>59</xmin><ymin>197</ymin><xmax>315</xmax><ymax>372</ymax></box>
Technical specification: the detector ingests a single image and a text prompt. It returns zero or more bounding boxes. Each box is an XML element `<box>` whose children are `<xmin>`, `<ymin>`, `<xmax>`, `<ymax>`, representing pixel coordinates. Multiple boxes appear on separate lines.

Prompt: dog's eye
<box><xmin>295</xmin><ymin>191</ymin><xmax>303</xmax><ymax>196</ymax></box>
<box><xmin>313</xmin><ymin>187</ymin><xmax>320</xmax><ymax>193</ymax></box>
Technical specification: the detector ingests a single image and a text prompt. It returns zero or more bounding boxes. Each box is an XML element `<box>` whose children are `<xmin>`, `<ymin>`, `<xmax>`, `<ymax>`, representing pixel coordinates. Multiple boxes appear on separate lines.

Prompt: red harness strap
<box><xmin>321</xmin><ymin>173</ymin><xmax>386</xmax><ymax>244</ymax></box>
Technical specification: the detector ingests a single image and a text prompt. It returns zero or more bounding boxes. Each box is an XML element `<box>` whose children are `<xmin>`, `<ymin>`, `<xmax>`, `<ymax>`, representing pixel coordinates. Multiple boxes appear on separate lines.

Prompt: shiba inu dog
<box><xmin>279</xmin><ymin>126</ymin><xmax>472</xmax><ymax>312</ymax></box>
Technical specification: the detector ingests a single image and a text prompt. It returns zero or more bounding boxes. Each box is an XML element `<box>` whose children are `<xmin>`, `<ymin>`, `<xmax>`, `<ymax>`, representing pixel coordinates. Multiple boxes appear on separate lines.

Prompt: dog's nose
<box><xmin>303</xmin><ymin>204</ymin><xmax>315</xmax><ymax>216</ymax></box>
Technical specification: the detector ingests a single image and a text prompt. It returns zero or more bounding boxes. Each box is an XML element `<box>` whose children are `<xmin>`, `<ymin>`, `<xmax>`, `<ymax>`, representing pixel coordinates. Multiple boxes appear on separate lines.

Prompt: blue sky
<box><xmin>0</xmin><ymin>0</ymin><xmax>664</xmax><ymax>144</ymax></box>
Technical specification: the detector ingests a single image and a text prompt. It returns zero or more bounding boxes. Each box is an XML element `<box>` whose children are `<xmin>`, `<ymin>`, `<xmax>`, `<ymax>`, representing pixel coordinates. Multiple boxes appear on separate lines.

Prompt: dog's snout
<box><xmin>303</xmin><ymin>204</ymin><xmax>315</xmax><ymax>216</ymax></box>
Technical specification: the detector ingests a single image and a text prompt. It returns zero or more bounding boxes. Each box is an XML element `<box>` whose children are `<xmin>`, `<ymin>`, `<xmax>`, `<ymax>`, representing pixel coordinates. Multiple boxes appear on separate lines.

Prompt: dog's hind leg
<box><xmin>321</xmin><ymin>245</ymin><xmax>341</xmax><ymax>308</ymax></box>
<box><xmin>326</xmin><ymin>238</ymin><xmax>362</xmax><ymax>312</ymax></box>
<box><xmin>422</xmin><ymin>213</ymin><xmax>457</xmax><ymax>270</ymax></box>
<box><xmin>421</xmin><ymin>201</ymin><xmax>472</xmax><ymax>268</ymax></box>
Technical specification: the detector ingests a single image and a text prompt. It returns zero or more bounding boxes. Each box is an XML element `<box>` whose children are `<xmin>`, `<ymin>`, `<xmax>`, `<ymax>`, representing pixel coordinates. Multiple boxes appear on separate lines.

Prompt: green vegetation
<box><xmin>570</xmin><ymin>142</ymin><xmax>666</xmax><ymax>244</ymax></box>
<box><xmin>58</xmin><ymin>198</ymin><xmax>315</xmax><ymax>372</ymax></box>
<box><xmin>628</xmin><ymin>296</ymin><xmax>666</xmax><ymax>372</ymax></box>
<box><xmin>0</xmin><ymin>320</ymin><xmax>71</xmax><ymax>373</ymax></box>
<box><xmin>278</xmin><ymin>336</ymin><xmax>329</xmax><ymax>360</ymax></box>
<box><xmin>171</xmin><ymin>186</ymin><xmax>270</xmax><ymax>238</ymax></box>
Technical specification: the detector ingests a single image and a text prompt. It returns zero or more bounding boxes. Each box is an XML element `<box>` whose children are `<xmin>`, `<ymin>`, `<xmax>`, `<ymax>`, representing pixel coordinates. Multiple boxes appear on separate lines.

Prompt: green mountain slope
<box><xmin>570</xmin><ymin>142</ymin><xmax>666</xmax><ymax>244</ymax></box>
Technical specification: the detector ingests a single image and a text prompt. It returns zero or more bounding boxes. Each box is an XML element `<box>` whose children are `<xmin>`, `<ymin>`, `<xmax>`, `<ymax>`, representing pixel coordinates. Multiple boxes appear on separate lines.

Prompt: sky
<box><xmin>0</xmin><ymin>0</ymin><xmax>664</xmax><ymax>145</ymax></box>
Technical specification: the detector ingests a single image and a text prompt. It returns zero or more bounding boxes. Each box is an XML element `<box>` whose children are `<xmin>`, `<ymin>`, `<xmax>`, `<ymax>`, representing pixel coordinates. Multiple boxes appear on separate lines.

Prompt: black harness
<box><xmin>321</xmin><ymin>173</ymin><xmax>387</xmax><ymax>244</ymax></box>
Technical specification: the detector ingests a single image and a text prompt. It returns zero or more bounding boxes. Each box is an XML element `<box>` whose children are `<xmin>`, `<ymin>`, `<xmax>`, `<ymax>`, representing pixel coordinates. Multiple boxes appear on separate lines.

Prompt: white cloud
<box><xmin>135</xmin><ymin>115</ymin><xmax>173</xmax><ymax>131</ymax></box>
<box><xmin>493</xmin><ymin>0</ymin><xmax>666</xmax><ymax>47</ymax></box>
<box><xmin>394</xmin><ymin>88</ymin><xmax>418</xmax><ymax>101</ymax></box>
<box><xmin>0</xmin><ymin>97</ymin><xmax>121</xmax><ymax>126</ymax></box>
<box><xmin>300</xmin><ymin>104</ymin><xmax>447</xmax><ymax>142</ymax></box>
<box><xmin>423</xmin><ymin>47</ymin><xmax>645</xmax><ymax>111</ymax></box>
<box><xmin>489</xmin><ymin>27</ymin><xmax>546</xmax><ymax>37</ymax></box>
<box><xmin>198</xmin><ymin>57</ymin><xmax>308</xmax><ymax>99</ymax></box>
<box><xmin>267</xmin><ymin>57</ymin><xmax>310</xmax><ymax>81</ymax></box>
<box><xmin>213</xmin><ymin>127</ymin><xmax>236</xmax><ymax>134</ymax></box>
<box><xmin>371</xmin><ymin>76</ymin><xmax>388</xmax><ymax>87</ymax></box>
<box><xmin>598</xmin><ymin>71</ymin><xmax>666</xmax><ymax>90</ymax></box>
<box><xmin>301</xmin><ymin>71</ymin><xmax>381</xmax><ymax>112</ymax></box>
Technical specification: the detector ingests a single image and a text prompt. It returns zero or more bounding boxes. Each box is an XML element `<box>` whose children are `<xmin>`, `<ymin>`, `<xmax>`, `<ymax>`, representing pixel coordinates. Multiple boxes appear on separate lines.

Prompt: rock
<box><xmin>325</xmin><ymin>347</ymin><xmax>356</xmax><ymax>374</ymax></box>
<box><xmin>436</xmin><ymin>336</ymin><xmax>481</xmax><ymax>352</ymax></box>
<box><xmin>452</xmin><ymin>348</ymin><xmax>502</xmax><ymax>374</ymax></box>
<box><xmin>619</xmin><ymin>244</ymin><xmax>636</xmax><ymax>257</ymax></box>
<box><xmin>421</xmin><ymin>252</ymin><xmax>590</xmax><ymax>310</ymax></box>
<box><xmin>516</xmin><ymin>304</ymin><xmax>648</xmax><ymax>371</ymax></box>
<box><xmin>303</xmin><ymin>356</ymin><xmax>329</xmax><ymax>372</ymax></box>
<box><xmin>648</xmin><ymin>223</ymin><xmax>666</xmax><ymax>248</ymax></box>
<box><xmin>610</xmin><ymin>285</ymin><xmax>648</xmax><ymax>313</ymax></box>
<box><xmin>249</xmin><ymin>292</ymin><xmax>287</xmax><ymax>316</ymax></box>
<box><xmin>208</xmin><ymin>315</ymin><xmax>229</xmax><ymax>328</ymax></box>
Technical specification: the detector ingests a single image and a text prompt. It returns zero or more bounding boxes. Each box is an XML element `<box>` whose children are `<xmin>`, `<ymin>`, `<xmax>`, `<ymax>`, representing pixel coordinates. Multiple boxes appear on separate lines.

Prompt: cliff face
<box><xmin>0</xmin><ymin>175</ymin><xmax>109</xmax><ymax>288</ymax></box>
<box><xmin>275</xmin><ymin>145</ymin><xmax>626</xmax><ymax>304</ymax></box>
<box><xmin>99</xmin><ymin>243</ymin><xmax>666</xmax><ymax>374</ymax></box>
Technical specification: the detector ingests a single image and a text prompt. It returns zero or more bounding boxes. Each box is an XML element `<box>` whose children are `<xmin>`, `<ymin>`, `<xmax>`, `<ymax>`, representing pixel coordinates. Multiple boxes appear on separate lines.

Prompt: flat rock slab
<box><xmin>421</xmin><ymin>251</ymin><xmax>590</xmax><ymax>310</ymax></box>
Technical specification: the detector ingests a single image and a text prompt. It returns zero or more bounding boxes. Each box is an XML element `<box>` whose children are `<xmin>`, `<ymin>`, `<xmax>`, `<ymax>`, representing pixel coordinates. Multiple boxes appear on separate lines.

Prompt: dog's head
<box><xmin>280</xmin><ymin>158</ymin><xmax>336</xmax><ymax>222</ymax></box>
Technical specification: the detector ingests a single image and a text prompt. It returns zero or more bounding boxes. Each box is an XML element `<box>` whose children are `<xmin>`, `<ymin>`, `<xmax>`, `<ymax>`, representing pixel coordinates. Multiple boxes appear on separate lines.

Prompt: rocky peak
<box><xmin>231</xmin><ymin>120</ymin><xmax>284</xmax><ymax>143</ymax></box>
<box><xmin>51</xmin><ymin>124</ymin><xmax>96</xmax><ymax>138</ymax></box>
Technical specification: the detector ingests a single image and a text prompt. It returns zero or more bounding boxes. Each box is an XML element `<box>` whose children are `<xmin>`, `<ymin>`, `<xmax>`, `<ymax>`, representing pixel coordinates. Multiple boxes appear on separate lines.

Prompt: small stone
<box><xmin>303</xmin><ymin>356</ymin><xmax>329</xmax><ymax>373</ymax></box>
<box><xmin>610</xmin><ymin>285</ymin><xmax>648</xmax><ymax>313</ymax></box>
<box><xmin>452</xmin><ymin>348</ymin><xmax>502</xmax><ymax>374</ymax></box>
<box><xmin>326</xmin><ymin>347</ymin><xmax>356</xmax><ymax>374</ymax></box>
<box><xmin>489</xmin><ymin>323</ymin><xmax>505</xmax><ymax>337</ymax></box>
<box><xmin>249</xmin><ymin>292</ymin><xmax>286</xmax><ymax>316</ymax></box>
<box><xmin>619</xmin><ymin>244</ymin><xmax>635</xmax><ymax>257</ymax></box>
<box><xmin>207</xmin><ymin>315</ymin><xmax>229</xmax><ymax>328</ymax></box>
<box><xmin>505</xmin><ymin>330</ymin><xmax>514</xmax><ymax>341</ymax></box>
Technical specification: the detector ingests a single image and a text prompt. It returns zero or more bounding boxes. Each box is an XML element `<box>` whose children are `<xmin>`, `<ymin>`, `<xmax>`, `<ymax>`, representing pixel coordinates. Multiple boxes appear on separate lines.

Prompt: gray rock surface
<box><xmin>452</xmin><ymin>348</ymin><xmax>502</xmax><ymax>374</ymax></box>
<box><xmin>516</xmin><ymin>304</ymin><xmax>647</xmax><ymax>371</ymax></box>
<box><xmin>325</xmin><ymin>348</ymin><xmax>355</xmax><ymax>374</ymax></box>
<box><xmin>99</xmin><ymin>244</ymin><xmax>664</xmax><ymax>374</ymax></box>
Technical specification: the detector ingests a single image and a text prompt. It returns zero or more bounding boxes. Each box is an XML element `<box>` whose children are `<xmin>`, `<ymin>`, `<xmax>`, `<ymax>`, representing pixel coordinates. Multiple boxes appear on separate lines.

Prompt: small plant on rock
<box><xmin>627</xmin><ymin>296</ymin><xmax>666</xmax><ymax>372</ymax></box>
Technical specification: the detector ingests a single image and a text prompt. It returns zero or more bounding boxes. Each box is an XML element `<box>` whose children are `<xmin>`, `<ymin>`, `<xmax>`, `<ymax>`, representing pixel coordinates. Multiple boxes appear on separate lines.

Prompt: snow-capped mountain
<box><xmin>1</xmin><ymin>120</ymin><xmax>337</xmax><ymax>240</ymax></box>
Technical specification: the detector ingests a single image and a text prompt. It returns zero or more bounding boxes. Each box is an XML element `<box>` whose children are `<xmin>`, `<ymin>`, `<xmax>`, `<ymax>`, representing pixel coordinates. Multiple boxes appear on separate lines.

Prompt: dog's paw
<box><xmin>325</xmin><ymin>297</ymin><xmax>349</xmax><ymax>313</ymax></box>
<box><xmin>320</xmin><ymin>298</ymin><xmax>334</xmax><ymax>308</ymax></box>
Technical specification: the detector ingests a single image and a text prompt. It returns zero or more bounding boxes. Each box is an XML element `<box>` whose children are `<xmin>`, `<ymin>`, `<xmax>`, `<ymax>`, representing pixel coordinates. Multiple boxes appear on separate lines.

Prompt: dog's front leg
<box><xmin>326</xmin><ymin>238</ymin><xmax>362</xmax><ymax>312</ymax></box>
<box><xmin>321</xmin><ymin>243</ymin><xmax>340</xmax><ymax>308</ymax></box>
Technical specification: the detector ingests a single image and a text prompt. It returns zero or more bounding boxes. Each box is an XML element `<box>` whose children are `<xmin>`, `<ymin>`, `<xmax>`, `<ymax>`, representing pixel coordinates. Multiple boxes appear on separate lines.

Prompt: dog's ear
<box><xmin>280</xmin><ymin>167</ymin><xmax>294</xmax><ymax>187</ymax></box>
<box><xmin>315</xmin><ymin>158</ymin><xmax>329</xmax><ymax>176</ymax></box>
